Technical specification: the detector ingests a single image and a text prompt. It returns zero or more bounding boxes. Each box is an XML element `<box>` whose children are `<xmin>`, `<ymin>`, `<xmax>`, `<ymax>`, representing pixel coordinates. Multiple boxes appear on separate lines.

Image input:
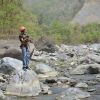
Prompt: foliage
<box><xmin>41</xmin><ymin>22</ymin><xmax>100</xmax><ymax>44</ymax></box>
<box><xmin>0</xmin><ymin>0</ymin><xmax>41</xmax><ymax>39</ymax></box>
<box><xmin>0</xmin><ymin>0</ymin><xmax>100</xmax><ymax>44</ymax></box>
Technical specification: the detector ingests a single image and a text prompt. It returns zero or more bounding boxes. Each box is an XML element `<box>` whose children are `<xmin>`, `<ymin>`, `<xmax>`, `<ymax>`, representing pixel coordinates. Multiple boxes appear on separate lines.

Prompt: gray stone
<box><xmin>40</xmin><ymin>83</ymin><xmax>50</xmax><ymax>94</ymax></box>
<box><xmin>35</xmin><ymin>63</ymin><xmax>54</xmax><ymax>74</ymax></box>
<box><xmin>90</xmin><ymin>44</ymin><xmax>100</xmax><ymax>53</ymax></box>
<box><xmin>0</xmin><ymin>76</ymin><xmax>6</xmax><ymax>83</ymax></box>
<box><xmin>75</xmin><ymin>82</ymin><xmax>88</xmax><ymax>88</ymax></box>
<box><xmin>35</xmin><ymin>63</ymin><xmax>58</xmax><ymax>78</ymax></box>
<box><xmin>31</xmin><ymin>54</ymin><xmax>47</xmax><ymax>62</ymax></box>
<box><xmin>58</xmin><ymin>77</ymin><xmax>77</xmax><ymax>87</ymax></box>
<box><xmin>70</xmin><ymin>64</ymin><xmax>100</xmax><ymax>75</ymax></box>
<box><xmin>0</xmin><ymin>90</ymin><xmax>5</xmax><ymax>100</ymax></box>
<box><xmin>88</xmin><ymin>54</ymin><xmax>100</xmax><ymax>64</ymax></box>
<box><xmin>56</xmin><ymin>88</ymin><xmax>90</xmax><ymax>100</ymax></box>
<box><xmin>0</xmin><ymin>57</ymin><xmax>22</xmax><ymax>74</ymax></box>
<box><xmin>0</xmin><ymin>82</ymin><xmax>8</xmax><ymax>91</ymax></box>
<box><xmin>96</xmin><ymin>74</ymin><xmax>100</xmax><ymax>81</ymax></box>
<box><xmin>5</xmin><ymin>70</ymin><xmax>41</xmax><ymax>96</ymax></box>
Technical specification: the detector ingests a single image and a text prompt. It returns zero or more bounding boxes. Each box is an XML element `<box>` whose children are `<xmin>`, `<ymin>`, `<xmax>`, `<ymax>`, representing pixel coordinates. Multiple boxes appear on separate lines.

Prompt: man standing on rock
<box><xmin>19</xmin><ymin>26</ymin><xmax>32</xmax><ymax>71</ymax></box>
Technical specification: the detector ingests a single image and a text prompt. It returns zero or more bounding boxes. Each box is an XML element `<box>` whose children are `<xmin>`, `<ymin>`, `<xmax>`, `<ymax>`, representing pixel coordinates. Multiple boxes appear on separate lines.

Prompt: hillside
<box><xmin>1</xmin><ymin>0</ymin><xmax>100</xmax><ymax>44</ymax></box>
<box><xmin>73</xmin><ymin>0</ymin><xmax>100</xmax><ymax>25</ymax></box>
<box><xmin>24</xmin><ymin>0</ymin><xmax>84</xmax><ymax>24</ymax></box>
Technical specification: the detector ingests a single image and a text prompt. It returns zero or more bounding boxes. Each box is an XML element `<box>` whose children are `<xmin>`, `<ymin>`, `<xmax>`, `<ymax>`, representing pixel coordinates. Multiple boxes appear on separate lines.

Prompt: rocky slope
<box><xmin>24</xmin><ymin>0</ymin><xmax>100</xmax><ymax>25</ymax></box>
<box><xmin>24</xmin><ymin>0</ymin><xmax>84</xmax><ymax>24</ymax></box>
<box><xmin>73</xmin><ymin>0</ymin><xmax>100</xmax><ymax>25</ymax></box>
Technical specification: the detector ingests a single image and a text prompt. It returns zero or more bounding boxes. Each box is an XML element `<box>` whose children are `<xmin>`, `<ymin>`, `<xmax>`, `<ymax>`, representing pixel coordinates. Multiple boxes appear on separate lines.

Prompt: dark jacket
<box><xmin>19</xmin><ymin>32</ymin><xmax>31</xmax><ymax>47</ymax></box>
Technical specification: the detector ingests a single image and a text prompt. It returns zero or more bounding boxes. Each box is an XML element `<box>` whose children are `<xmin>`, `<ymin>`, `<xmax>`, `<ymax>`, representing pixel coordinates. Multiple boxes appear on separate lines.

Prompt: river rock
<box><xmin>35</xmin><ymin>63</ymin><xmax>54</xmax><ymax>74</ymax></box>
<box><xmin>0</xmin><ymin>82</ymin><xmax>8</xmax><ymax>92</ymax></box>
<box><xmin>0</xmin><ymin>57</ymin><xmax>22</xmax><ymax>74</ymax></box>
<box><xmin>58</xmin><ymin>77</ymin><xmax>77</xmax><ymax>86</ymax></box>
<box><xmin>78</xmin><ymin>57</ymin><xmax>91</xmax><ymax>64</ymax></box>
<box><xmin>5</xmin><ymin>70</ymin><xmax>41</xmax><ymax>96</ymax></box>
<box><xmin>35</xmin><ymin>63</ymin><xmax>58</xmax><ymax>78</ymax></box>
<box><xmin>75</xmin><ymin>82</ymin><xmax>88</xmax><ymax>88</ymax></box>
<box><xmin>88</xmin><ymin>54</ymin><xmax>100</xmax><ymax>64</ymax></box>
<box><xmin>90</xmin><ymin>44</ymin><xmax>100</xmax><ymax>53</ymax></box>
<box><xmin>0</xmin><ymin>76</ymin><xmax>6</xmax><ymax>83</ymax></box>
<box><xmin>70</xmin><ymin>64</ymin><xmax>100</xmax><ymax>75</ymax></box>
<box><xmin>96</xmin><ymin>74</ymin><xmax>100</xmax><ymax>81</ymax></box>
<box><xmin>56</xmin><ymin>88</ymin><xmax>90</xmax><ymax>100</ymax></box>
<box><xmin>31</xmin><ymin>54</ymin><xmax>47</xmax><ymax>62</ymax></box>
<box><xmin>0</xmin><ymin>90</ymin><xmax>5</xmax><ymax>100</ymax></box>
<box><xmin>40</xmin><ymin>83</ymin><xmax>50</xmax><ymax>94</ymax></box>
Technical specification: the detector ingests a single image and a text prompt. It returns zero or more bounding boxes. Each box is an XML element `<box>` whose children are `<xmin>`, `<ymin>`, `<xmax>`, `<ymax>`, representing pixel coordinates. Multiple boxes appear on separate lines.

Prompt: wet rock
<box><xmin>0</xmin><ymin>90</ymin><xmax>5</xmax><ymax>100</ymax></box>
<box><xmin>70</xmin><ymin>64</ymin><xmax>100</xmax><ymax>75</ymax></box>
<box><xmin>56</xmin><ymin>88</ymin><xmax>90</xmax><ymax>100</ymax></box>
<box><xmin>75</xmin><ymin>82</ymin><xmax>88</xmax><ymax>88</ymax></box>
<box><xmin>5</xmin><ymin>70</ymin><xmax>41</xmax><ymax>96</ymax></box>
<box><xmin>0</xmin><ymin>57</ymin><xmax>22</xmax><ymax>74</ymax></box>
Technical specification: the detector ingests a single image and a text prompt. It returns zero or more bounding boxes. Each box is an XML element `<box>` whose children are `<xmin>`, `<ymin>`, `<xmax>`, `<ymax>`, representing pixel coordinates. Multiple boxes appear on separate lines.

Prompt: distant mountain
<box><xmin>24</xmin><ymin>0</ymin><xmax>84</xmax><ymax>24</ymax></box>
<box><xmin>73</xmin><ymin>0</ymin><xmax>100</xmax><ymax>25</ymax></box>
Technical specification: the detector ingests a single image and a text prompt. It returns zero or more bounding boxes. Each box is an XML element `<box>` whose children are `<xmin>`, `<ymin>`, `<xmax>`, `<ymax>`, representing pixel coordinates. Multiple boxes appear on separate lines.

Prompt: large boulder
<box><xmin>0</xmin><ymin>43</ymin><xmax>35</xmax><ymax>60</ymax></box>
<box><xmin>2</xmin><ymin>48</ymin><xmax>22</xmax><ymax>60</ymax></box>
<box><xmin>35</xmin><ymin>37</ymin><xmax>56</xmax><ymax>53</ymax></box>
<box><xmin>56</xmin><ymin>88</ymin><xmax>90</xmax><ymax>100</ymax></box>
<box><xmin>35</xmin><ymin>63</ymin><xmax>58</xmax><ymax>78</ymax></box>
<box><xmin>70</xmin><ymin>64</ymin><xmax>100</xmax><ymax>75</ymax></box>
<box><xmin>0</xmin><ymin>57</ymin><xmax>22</xmax><ymax>74</ymax></box>
<box><xmin>6</xmin><ymin>70</ymin><xmax>41</xmax><ymax>96</ymax></box>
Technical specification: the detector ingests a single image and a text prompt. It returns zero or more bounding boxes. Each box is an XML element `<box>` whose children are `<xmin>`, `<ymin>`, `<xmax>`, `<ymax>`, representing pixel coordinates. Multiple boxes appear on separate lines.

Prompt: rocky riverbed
<box><xmin>0</xmin><ymin>40</ymin><xmax>100</xmax><ymax>100</ymax></box>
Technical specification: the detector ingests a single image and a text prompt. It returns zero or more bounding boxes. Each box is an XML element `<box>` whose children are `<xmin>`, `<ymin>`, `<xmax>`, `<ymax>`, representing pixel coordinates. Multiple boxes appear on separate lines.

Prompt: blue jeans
<box><xmin>21</xmin><ymin>47</ymin><xmax>30</xmax><ymax>69</ymax></box>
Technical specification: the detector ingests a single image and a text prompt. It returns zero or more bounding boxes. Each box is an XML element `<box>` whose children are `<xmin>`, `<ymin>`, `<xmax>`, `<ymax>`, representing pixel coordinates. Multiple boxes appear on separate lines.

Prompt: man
<box><xmin>19</xmin><ymin>26</ymin><xmax>32</xmax><ymax>71</ymax></box>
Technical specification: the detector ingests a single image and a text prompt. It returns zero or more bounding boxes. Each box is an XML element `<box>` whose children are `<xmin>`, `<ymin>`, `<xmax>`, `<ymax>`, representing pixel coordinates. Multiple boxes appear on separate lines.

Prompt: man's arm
<box><xmin>19</xmin><ymin>35</ymin><xmax>26</xmax><ymax>43</ymax></box>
